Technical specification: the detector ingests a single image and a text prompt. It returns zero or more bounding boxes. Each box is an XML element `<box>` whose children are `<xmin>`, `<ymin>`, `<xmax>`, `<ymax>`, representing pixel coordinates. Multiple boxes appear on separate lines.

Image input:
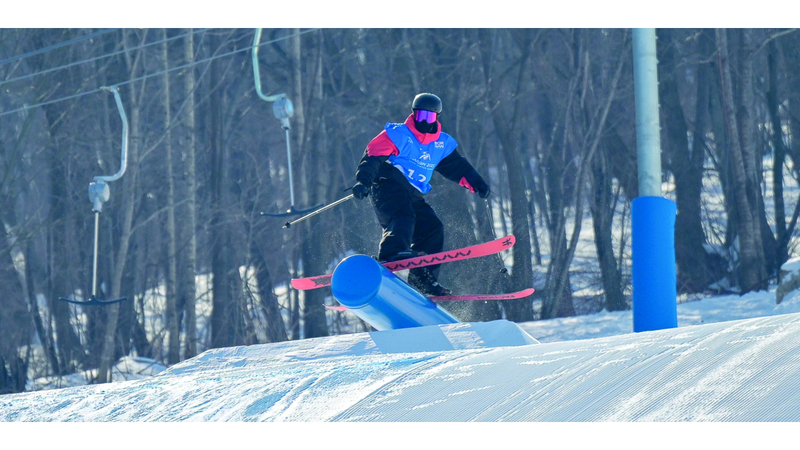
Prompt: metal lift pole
<box><xmin>60</xmin><ymin>86</ymin><xmax>129</xmax><ymax>306</ymax></box>
<box><xmin>252</xmin><ymin>28</ymin><xmax>323</xmax><ymax>218</ymax></box>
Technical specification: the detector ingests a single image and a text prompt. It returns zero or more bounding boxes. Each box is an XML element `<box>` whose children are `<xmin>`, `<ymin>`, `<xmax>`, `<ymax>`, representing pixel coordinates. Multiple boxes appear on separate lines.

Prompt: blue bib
<box><xmin>384</xmin><ymin>123</ymin><xmax>457</xmax><ymax>194</ymax></box>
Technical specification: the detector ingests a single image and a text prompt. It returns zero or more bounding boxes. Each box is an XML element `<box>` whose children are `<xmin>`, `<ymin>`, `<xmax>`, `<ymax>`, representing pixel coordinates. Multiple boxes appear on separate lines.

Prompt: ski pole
<box><xmin>483</xmin><ymin>196</ymin><xmax>509</xmax><ymax>274</ymax></box>
<box><xmin>282</xmin><ymin>194</ymin><xmax>355</xmax><ymax>229</ymax></box>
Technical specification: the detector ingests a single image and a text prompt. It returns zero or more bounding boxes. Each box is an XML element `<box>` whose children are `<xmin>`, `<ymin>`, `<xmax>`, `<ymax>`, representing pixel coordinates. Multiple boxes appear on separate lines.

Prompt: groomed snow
<box><xmin>3</xmin><ymin>298</ymin><xmax>800</xmax><ymax>422</ymax></box>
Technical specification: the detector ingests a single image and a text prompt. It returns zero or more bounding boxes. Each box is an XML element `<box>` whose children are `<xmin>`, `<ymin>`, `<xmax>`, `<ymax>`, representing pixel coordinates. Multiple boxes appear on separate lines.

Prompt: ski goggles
<box><xmin>414</xmin><ymin>109</ymin><xmax>438</xmax><ymax>123</ymax></box>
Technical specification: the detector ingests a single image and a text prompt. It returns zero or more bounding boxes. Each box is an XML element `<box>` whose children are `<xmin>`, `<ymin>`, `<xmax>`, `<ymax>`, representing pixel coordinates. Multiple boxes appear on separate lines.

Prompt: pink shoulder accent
<box><xmin>366</xmin><ymin>131</ymin><xmax>399</xmax><ymax>157</ymax></box>
<box><xmin>459</xmin><ymin>177</ymin><xmax>476</xmax><ymax>193</ymax></box>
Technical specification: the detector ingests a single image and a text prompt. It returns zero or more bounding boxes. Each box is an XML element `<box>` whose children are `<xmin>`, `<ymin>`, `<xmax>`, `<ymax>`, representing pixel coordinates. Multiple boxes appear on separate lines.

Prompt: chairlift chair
<box><xmin>252</xmin><ymin>28</ymin><xmax>323</xmax><ymax>217</ymax></box>
<box><xmin>59</xmin><ymin>86</ymin><xmax>129</xmax><ymax>306</ymax></box>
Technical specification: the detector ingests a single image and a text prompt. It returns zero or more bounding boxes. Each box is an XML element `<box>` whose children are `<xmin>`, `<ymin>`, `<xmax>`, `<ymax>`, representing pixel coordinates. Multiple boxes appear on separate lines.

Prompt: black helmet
<box><xmin>411</xmin><ymin>93</ymin><xmax>442</xmax><ymax>114</ymax></box>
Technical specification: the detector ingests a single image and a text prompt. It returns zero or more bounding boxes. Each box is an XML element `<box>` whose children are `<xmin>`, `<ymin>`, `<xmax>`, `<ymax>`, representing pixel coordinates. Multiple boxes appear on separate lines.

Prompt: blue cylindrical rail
<box><xmin>331</xmin><ymin>254</ymin><xmax>459</xmax><ymax>331</ymax></box>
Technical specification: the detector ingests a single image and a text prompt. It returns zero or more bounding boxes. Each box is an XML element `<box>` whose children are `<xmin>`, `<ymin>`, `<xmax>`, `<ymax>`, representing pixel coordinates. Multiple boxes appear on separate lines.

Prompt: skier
<box><xmin>351</xmin><ymin>93</ymin><xmax>490</xmax><ymax>296</ymax></box>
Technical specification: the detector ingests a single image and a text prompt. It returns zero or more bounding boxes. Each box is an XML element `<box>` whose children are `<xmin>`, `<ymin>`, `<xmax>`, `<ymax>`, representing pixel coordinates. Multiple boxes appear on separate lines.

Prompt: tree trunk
<box><xmin>539</xmin><ymin>31</ymin><xmax>585</xmax><ymax>320</ymax></box>
<box><xmin>590</xmin><ymin>149</ymin><xmax>626</xmax><ymax>311</ymax></box>
<box><xmin>537</xmin><ymin>88</ymin><xmax>576</xmax><ymax>320</ymax></box>
<box><xmin>768</xmin><ymin>39</ymin><xmax>790</xmax><ymax>271</ymax></box>
<box><xmin>715</xmin><ymin>28</ymin><xmax>767</xmax><ymax>292</ymax></box>
<box><xmin>180</xmin><ymin>28</ymin><xmax>199</xmax><ymax>358</ymax></box>
<box><xmin>739</xmin><ymin>30</ymin><xmax>775</xmax><ymax>280</ymax></box>
<box><xmin>162</xmin><ymin>29</ymin><xmax>181</xmax><ymax>365</ymax></box>
<box><xmin>23</xmin><ymin>239</ymin><xmax>60</xmax><ymax>374</ymax></box>
<box><xmin>659</xmin><ymin>29</ymin><xmax>711</xmax><ymax>293</ymax></box>
<box><xmin>209</xmin><ymin>32</ymin><xmax>244</xmax><ymax>349</ymax></box>
<box><xmin>291</xmin><ymin>29</ymin><xmax>329</xmax><ymax>339</ymax></box>
<box><xmin>43</xmin><ymin>103</ymin><xmax>84</xmax><ymax>375</ymax></box>
<box><xmin>98</xmin><ymin>29</ymin><xmax>147</xmax><ymax>383</ymax></box>
<box><xmin>209</xmin><ymin>59</ymin><xmax>232</xmax><ymax>349</ymax></box>
<box><xmin>0</xmin><ymin>228</ymin><xmax>34</xmax><ymax>393</ymax></box>
<box><xmin>97</xmin><ymin>87</ymin><xmax>138</xmax><ymax>384</ymax></box>
<box><xmin>252</xmin><ymin>241</ymin><xmax>288</xmax><ymax>343</ymax></box>
<box><xmin>479</xmin><ymin>29</ymin><xmax>535</xmax><ymax>322</ymax></box>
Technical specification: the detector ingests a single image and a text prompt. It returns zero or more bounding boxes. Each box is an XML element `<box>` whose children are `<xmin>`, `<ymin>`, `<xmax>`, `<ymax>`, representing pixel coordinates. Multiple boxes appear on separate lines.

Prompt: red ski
<box><xmin>291</xmin><ymin>235</ymin><xmax>515</xmax><ymax>291</ymax></box>
<box><xmin>324</xmin><ymin>288</ymin><xmax>535</xmax><ymax>311</ymax></box>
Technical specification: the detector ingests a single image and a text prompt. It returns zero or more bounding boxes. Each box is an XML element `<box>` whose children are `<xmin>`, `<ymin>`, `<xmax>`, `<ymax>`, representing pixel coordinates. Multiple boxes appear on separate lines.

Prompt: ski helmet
<box><xmin>411</xmin><ymin>93</ymin><xmax>442</xmax><ymax>114</ymax></box>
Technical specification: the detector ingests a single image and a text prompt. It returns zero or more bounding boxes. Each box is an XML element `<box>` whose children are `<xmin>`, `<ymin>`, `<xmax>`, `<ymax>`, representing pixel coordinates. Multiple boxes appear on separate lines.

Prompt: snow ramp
<box><xmin>3</xmin><ymin>315</ymin><xmax>800</xmax><ymax>421</ymax></box>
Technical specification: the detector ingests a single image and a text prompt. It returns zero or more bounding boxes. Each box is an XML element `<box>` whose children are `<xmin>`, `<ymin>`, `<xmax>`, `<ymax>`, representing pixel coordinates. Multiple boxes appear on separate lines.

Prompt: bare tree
<box><xmin>715</xmin><ymin>28</ymin><xmax>768</xmax><ymax>293</ymax></box>
<box><xmin>97</xmin><ymin>29</ymin><xmax>148</xmax><ymax>383</ymax></box>
<box><xmin>162</xmin><ymin>29</ymin><xmax>181</xmax><ymax>365</ymax></box>
<box><xmin>180</xmin><ymin>28</ymin><xmax>200</xmax><ymax>358</ymax></box>
<box><xmin>477</xmin><ymin>29</ymin><xmax>536</xmax><ymax>322</ymax></box>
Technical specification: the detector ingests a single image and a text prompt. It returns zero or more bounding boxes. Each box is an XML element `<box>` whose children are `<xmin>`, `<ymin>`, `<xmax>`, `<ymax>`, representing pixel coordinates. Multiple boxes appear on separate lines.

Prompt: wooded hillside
<box><xmin>1</xmin><ymin>28</ymin><xmax>798</xmax><ymax>392</ymax></box>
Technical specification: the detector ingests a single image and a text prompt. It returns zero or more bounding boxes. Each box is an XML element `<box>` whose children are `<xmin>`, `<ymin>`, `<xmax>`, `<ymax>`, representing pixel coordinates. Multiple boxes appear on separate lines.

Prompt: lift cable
<box><xmin>0</xmin><ymin>28</ymin><xmax>118</xmax><ymax>67</ymax></box>
<box><xmin>0</xmin><ymin>28</ymin><xmax>211</xmax><ymax>87</ymax></box>
<box><xmin>0</xmin><ymin>28</ymin><xmax>319</xmax><ymax>119</ymax></box>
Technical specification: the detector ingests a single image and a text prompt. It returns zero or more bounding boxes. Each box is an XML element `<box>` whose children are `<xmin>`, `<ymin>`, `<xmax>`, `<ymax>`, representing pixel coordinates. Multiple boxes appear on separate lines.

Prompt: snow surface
<box><xmin>781</xmin><ymin>256</ymin><xmax>800</xmax><ymax>273</ymax></box>
<box><xmin>26</xmin><ymin>356</ymin><xmax>167</xmax><ymax>392</ymax></box>
<box><xmin>3</xmin><ymin>287</ymin><xmax>800</xmax><ymax>424</ymax></box>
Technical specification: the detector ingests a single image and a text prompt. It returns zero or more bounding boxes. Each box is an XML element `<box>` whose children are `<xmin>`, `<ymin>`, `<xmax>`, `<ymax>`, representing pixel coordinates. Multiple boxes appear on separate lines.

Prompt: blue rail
<box><xmin>331</xmin><ymin>254</ymin><xmax>459</xmax><ymax>331</ymax></box>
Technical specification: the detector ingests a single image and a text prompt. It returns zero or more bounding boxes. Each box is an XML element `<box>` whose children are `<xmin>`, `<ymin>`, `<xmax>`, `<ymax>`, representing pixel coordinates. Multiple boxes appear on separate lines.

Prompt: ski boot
<box><xmin>384</xmin><ymin>249</ymin><xmax>421</xmax><ymax>262</ymax></box>
<box><xmin>407</xmin><ymin>267</ymin><xmax>452</xmax><ymax>296</ymax></box>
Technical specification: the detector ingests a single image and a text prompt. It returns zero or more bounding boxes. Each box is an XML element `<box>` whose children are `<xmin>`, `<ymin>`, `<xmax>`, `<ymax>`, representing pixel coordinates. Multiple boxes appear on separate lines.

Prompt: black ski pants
<box><xmin>371</xmin><ymin>179</ymin><xmax>445</xmax><ymax>279</ymax></box>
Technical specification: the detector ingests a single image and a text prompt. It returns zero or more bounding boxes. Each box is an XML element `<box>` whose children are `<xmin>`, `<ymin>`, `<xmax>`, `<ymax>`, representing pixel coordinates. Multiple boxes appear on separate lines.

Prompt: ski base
<box><xmin>432</xmin><ymin>288</ymin><xmax>535</xmax><ymax>302</ymax></box>
<box><xmin>292</xmin><ymin>235</ymin><xmax>515</xmax><ymax>291</ymax></box>
<box><xmin>325</xmin><ymin>288</ymin><xmax>534</xmax><ymax>311</ymax></box>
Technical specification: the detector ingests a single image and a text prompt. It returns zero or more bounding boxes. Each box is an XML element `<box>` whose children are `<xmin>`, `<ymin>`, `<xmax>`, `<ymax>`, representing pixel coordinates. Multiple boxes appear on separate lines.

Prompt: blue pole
<box><xmin>631</xmin><ymin>28</ymin><xmax>678</xmax><ymax>332</ymax></box>
<box><xmin>331</xmin><ymin>255</ymin><xmax>459</xmax><ymax>331</ymax></box>
<box><xmin>632</xmin><ymin>197</ymin><xmax>678</xmax><ymax>332</ymax></box>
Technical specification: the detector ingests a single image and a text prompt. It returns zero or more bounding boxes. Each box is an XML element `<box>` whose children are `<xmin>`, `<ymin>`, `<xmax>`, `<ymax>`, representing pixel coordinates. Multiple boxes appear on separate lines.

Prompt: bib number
<box><xmin>395</xmin><ymin>164</ymin><xmax>427</xmax><ymax>183</ymax></box>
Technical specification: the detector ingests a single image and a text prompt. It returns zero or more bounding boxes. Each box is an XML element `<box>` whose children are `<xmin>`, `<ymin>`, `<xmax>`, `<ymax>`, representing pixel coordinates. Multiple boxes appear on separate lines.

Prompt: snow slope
<box><xmin>3</xmin><ymin>295</ymin><xmax>800</xmax><ymax>422</ymax></box>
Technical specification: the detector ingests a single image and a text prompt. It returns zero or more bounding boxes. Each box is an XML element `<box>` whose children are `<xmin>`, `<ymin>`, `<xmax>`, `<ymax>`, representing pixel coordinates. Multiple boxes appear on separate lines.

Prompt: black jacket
<box><xmin>356</xmin><ymin>149</ymin><xmax>488</xmax><ymax>196</ymax></box>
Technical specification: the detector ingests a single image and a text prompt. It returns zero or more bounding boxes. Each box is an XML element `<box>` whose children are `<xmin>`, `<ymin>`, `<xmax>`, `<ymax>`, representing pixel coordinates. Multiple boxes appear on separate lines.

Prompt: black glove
<box><xmin>474</xmin><ymin>178</ymin><xmax>491</xmax><ymax>198</ymax></box>
<box><xmin>352</xmin><ymin>182</ymin><xmax>370</xmax><ymax>200</ymax></box>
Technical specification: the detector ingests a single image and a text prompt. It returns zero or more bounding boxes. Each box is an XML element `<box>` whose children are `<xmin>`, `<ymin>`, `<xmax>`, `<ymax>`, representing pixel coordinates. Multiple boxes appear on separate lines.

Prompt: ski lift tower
<box><xmin>631</xmin><ymin>28</ymin><xmax>677</xmax><ymax>332</ymax></box>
